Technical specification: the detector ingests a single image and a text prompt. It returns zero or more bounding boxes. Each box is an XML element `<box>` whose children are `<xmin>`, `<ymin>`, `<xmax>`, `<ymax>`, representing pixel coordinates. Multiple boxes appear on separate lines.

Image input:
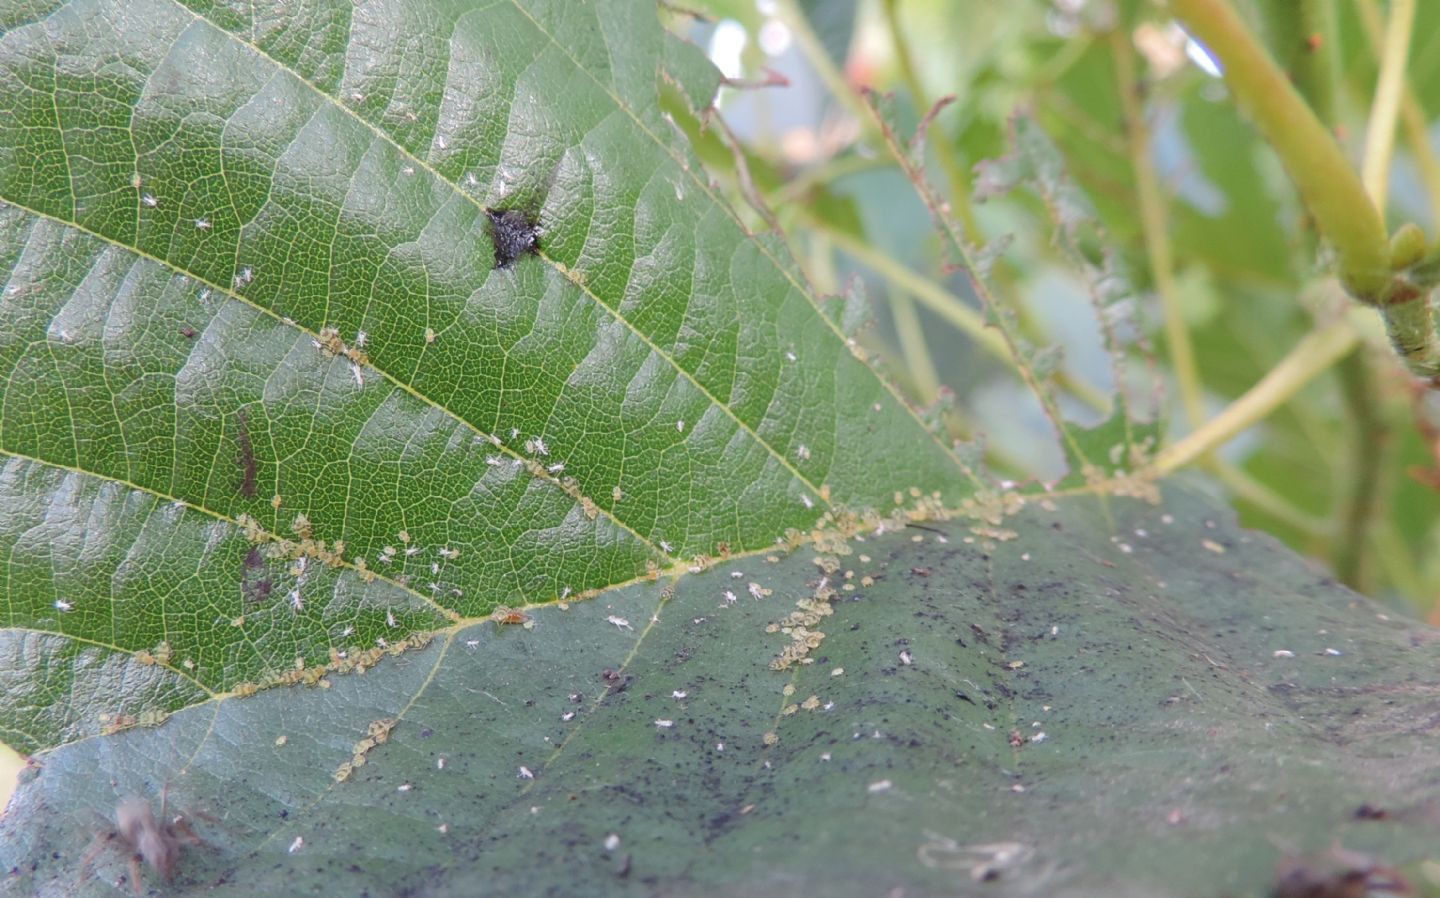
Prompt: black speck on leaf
<box><xmin>486</xmin><ymin>208</ymin><xmax>541</xmax><ymax>269</ymax></box>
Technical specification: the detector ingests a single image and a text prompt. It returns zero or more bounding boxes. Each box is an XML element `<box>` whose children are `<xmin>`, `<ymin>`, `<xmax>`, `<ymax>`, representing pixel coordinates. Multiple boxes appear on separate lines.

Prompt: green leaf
<box><xmin>6</xmin><ymin>484</ymin><xmax>1439</xmax><ymax>896</ymax></box>
<box><xmin>0</xmin><ymin>0</ymin><xmax>975</xmax><ymax>753</ymax></box>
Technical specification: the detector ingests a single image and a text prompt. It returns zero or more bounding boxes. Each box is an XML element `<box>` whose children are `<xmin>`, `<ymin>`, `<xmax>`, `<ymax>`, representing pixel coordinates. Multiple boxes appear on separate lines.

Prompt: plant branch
<box><xmin>809</xmin><ymin>216</ymin><xmax>1111</xmax><ymax>412</ymax></box>
<box><xmin>1359</xmin><ymin>0</ymin><xmax>1415</xmax><ymax>217</ymax></box>
<box><xmin>772</xmin><ymin>0</ymin><xmax>872</xmax><ymax>130</ymax></box>
<box><xmin>1356</xmin><ymin>0</ymin><xmax>1440</xmax><ymax>227</ymax></box>
<box><xmin>888</xmin><ymin>288</ymin><xmax>942</xmax><ymax>402</ymax></box>
<box><xmin>1168</xmin><ymin>0</ymin><xmax>1390</xmax><ymax>300</ymax></box>
<box><xmin>1154</xmin><ymin>319</ymin><xmax>1359</xmax><ymax>474</ymax></box>
<box><xmin>1332</xmin><ymin>353</ymin><xmax>1390</xmax><ymax>592</ymax></box>
<box><xmin>1111</xmin><ymin>30</ymin><xmax>1205</xmax><ymax>432</ymax></box>
<box><xmin>879</xmin><ymin>0</ymin><xmax>982</xmax><ymax>241</ymax></box>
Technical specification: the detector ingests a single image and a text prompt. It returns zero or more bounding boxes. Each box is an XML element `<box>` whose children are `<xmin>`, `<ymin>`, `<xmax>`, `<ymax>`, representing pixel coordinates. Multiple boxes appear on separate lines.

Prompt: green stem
<box><xmin>1359</xmin><ymin>0</ymin><xmax>1415</xmax><ymax>217</ymax></box>
<box><xmin>879</xmin><ymin>0</ymin><xmax>982</xmax><ymax>241</ymax></box>
<box><xmin>1155</xmin><ymin>319</ymin><xmax>1360</xmax><ymax>474</ymax></box>
<box><xmin>811</xmin><ymin>218</ymin><xmax>1111</xmax><ymax>412</ymax></box>
<box><xmin>1331</xmin><ymin>352</ymin><xmax>1389</xmax><ymax>592</ymax></box>
<box><xmin>1111</xmin><ymin>31</ymin><xmax>1206</xmax><ymax>432</ymax></box>
<box><xmin>1169</xmin><ymin>0</ymin><xmax>1390</xmax><ymax>301</ymax></box>
<box><xmin>888</xmin><ymin>288</ymin><xmax>942</xmax><ymax>402</ymax></box>
<box><xmin>772</xmin><ymin>0</ymin><xmax>872</xmax><ymax>130</ymax></box>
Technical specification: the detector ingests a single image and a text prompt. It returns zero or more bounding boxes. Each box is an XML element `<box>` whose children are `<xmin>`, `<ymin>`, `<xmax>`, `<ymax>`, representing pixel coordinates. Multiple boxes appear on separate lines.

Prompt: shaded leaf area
<box><xmin>0</xmin><ymin>0</ymin><xmax>974</xmax><ymax>750</ymax></box>
<box><xmin>5</xmin><ymin>484</ymin><xmax>1438</xmax><ymax>897</ymax></box>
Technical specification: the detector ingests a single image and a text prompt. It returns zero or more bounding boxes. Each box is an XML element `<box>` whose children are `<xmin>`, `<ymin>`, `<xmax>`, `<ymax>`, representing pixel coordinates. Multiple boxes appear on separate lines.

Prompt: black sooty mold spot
<box><xmin>486</xmin><ymin>207</ymin><xmax>541</xmax><ymax>269</ymax></box>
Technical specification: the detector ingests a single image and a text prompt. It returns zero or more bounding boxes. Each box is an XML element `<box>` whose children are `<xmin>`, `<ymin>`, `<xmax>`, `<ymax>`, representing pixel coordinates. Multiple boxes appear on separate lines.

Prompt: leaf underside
<box><xmin>4</xmin><ymin>485</ymin><xmax>1439</xmax><ymax>897</ymax></box>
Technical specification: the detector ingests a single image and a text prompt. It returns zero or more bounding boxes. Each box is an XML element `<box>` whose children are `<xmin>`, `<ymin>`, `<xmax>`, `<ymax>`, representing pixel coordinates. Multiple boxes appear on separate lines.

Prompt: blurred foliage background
<box><xmin>663</xmin><ymin>0</ymin><xmax>1440</xmax><ymax>618</ymax></box>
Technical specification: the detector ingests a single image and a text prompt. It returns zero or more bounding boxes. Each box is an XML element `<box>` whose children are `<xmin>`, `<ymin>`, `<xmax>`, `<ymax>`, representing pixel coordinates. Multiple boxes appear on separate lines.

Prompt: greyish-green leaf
<box><xmin>3</xmin><ymin>486</ymin><xmax>1438</xmax><ymax>897</ymax></box>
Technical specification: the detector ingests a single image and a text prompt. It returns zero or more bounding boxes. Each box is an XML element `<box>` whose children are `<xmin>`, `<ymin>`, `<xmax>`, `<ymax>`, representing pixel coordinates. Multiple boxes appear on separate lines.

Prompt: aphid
<box><xmin>485</xmin><ymin>208</ymin><xmax>541</xmax><ymax>269</ymax></box>
<box><xmin>490</xmin><ymin>606</ymin><xmax>530</xmax><ymax>626</ymax></box>
<box><xmin>79</xmin><ymin>791</ymin><xmax>204</xmax><ymax>896</ymax></box>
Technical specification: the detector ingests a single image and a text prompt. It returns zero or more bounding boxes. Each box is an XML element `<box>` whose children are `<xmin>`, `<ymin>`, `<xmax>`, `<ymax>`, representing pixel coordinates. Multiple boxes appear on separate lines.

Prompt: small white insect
<box><xmin>747</xmin><ymin>582</ymin><xmax>765</xmax><ymax>600</ymax></box>
<box><xmin>349</xmin><ymin>363</ymin><xmax>364</xmax><ymax>388</ymax></box>
<box><xmin>899</xmin><ymin>650</ymin><xmax>913</xmax><ymax>666</ymax></box>
<box><xmin>654</xmin><ymin>719</ymin><xmax>673</xmax><ymax>728</ymax></box>
<box><xmin>194</xmin><ymin>218</ymin><xmax>210</xmax><ymax>230</ymax></box>
<box><xmin>438</xmin><ymin>547</ymin><xmax>459</xmax><ymax>559</ymax></box>
<box><xmin>288</xmin><ymin>836</ymin><xmax>304</xmax><ymax>854</ymax></box>
<box><xmin>606</xmin><ymin>615</ymin><xmax>633</xmax><ymax>631</ymax></box>
<box><xmin>561</xmin><ymin>711</ymin><xmax>575</xmax><ymax>721</ymax></box>
<box><xmin>801</xmin><ymin>495</ymin><xmax>814</xmax><ymax>509</ymax></box>
<box><xmin>526</xmin><ymin>437</ymin><xmax>549</xmax><ymax>456</ymax></box>
<box><xmin>54</xmin><ymin>599</ymin><xmax>74</xmax><ymax>613</ymax></box>
<box><xmin>517</xmin><ymin>766</ymin><xmax>534</xmax><ymax>780</ymax></box>
<box><xmin>796</xmin><ymin>445</ymin><xmax>811</xmax><ymax>461</ymax></box>
<box><xmin>722</xmin><ymin>590</ymin><xmax>737</xmax><ymax>605</ymax></box>
<box><xmin>785</xmin><ymin>351</ymin><xmax>797</xmax><ymax>362</ymax></box>
<box><xmin>397</xmin><ymin>783</ymin><xmax>412</xmax><ymax>792</ymax></box>
<box><xmin>465</xmin><ymin>639</ymin><xmax>480</xmax><ymax>649</ymax></box>
<box><xmin>142</xmin><ymin>194</ymin><xmax>158</xmax><ymax>208</ymax></box>
<box><xmin>547</xmin><ymin>462</ymin><xmax>565</xmax><ymax>474</ymax></box>
<box><xmin>288</xmin><ymin>589</ymin><xmax>303</xmax><ymax>611</ymax></box>
<box><xmin>604</xmin><ymin>833</ymin><xmax>621</xmax><ymax>852</ymax></box>
<box><xmin>671</xmin><ymin>690</ymin><xmax>687</xmax><ymax>699</ymax></box>
<box><xmin>386</xmin><ymin>610</ymin><xmax>397</xmax><ymax>628</ymax></box>
<box><xmin>341</xmin><ymin>625</ymin><xmax>355</xmax><ymax>638</ymax></box>
<box><xmin>867</xmin><ymin>780</ymin><xmax>892</xmax><ymax>794</ymax></box>
<box><xmin>659</xmin><ymin>540</ymin><xmax>674</xmax><ymax>554</ymax></box>
<box><xmin>355</xmin><ymin>330</ymin><xmax>368</xmax><ymax>347</ymax></box>
<box><xmin>676</xmin><ymin>420</ymin><xmax>684</xmax><ymax>433</ymax></box>
<box><xmin>486</xmin><ymin>456</ymin><xmax>502</xmax><ymax>467</ymax></box>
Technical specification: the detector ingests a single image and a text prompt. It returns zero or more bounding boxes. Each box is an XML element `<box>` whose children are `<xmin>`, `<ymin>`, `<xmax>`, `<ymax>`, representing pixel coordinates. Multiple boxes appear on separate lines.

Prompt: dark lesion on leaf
<box><xmin>241</xmin><ymin>547</ymin><xmax>272</xmax><ymax>606</ymax></box>
<box><xmin>485</xmin><ymin>207</ymin><xmax>541</xmax><ymax>269</ymax></box>
<box><xmin>235</xmin><ymin>409</ymin><xmax>257</xmax><ymax>499</ymax></box>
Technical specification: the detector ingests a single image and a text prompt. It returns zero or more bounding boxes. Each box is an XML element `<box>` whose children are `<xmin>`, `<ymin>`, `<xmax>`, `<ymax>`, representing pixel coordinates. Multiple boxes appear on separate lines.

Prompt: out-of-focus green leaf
<box><xmin>798</xmin><ymin>0</ymin><xmax>861</xmax><ymax>68</ymax></box>
<box><xmin>0</xmin><ymin>0</ymin><xmax>977</xmax><ymax>753</ymax></box>
<box><xmin>5</xmin><ymin>485</ymin><xmax>1439</xmax><ymax>897</ymax></box>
